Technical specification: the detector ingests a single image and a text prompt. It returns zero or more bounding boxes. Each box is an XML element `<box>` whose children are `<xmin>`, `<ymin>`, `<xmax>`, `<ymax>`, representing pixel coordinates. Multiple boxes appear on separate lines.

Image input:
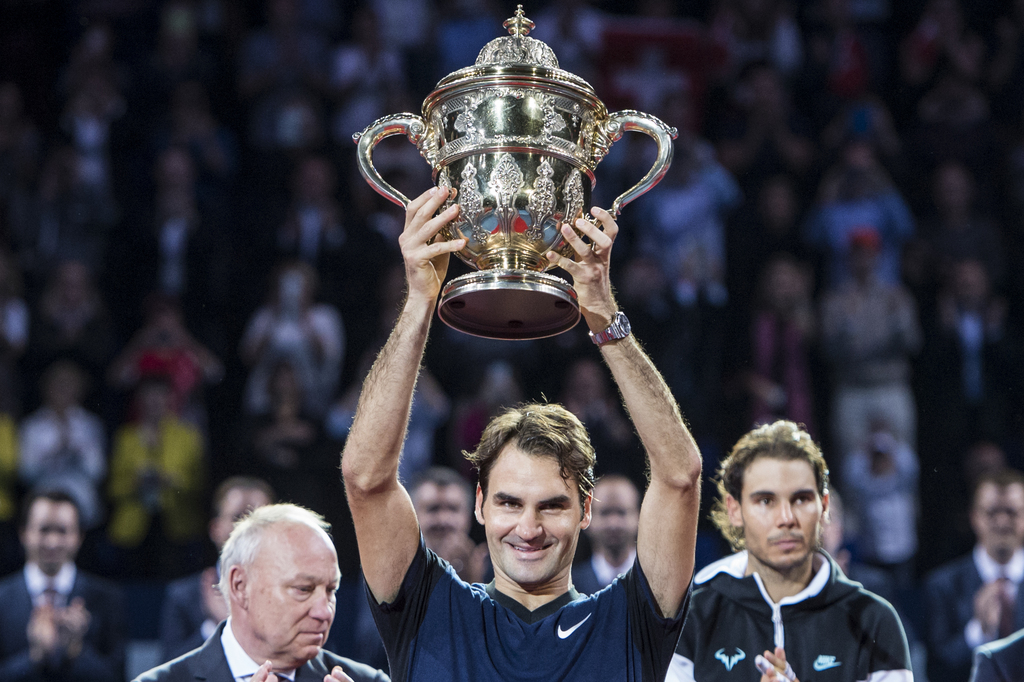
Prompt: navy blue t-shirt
<box><xmin>369</xmin><ymin>539</ymin><xmax>689</xmax><ymax>681</ymax></box>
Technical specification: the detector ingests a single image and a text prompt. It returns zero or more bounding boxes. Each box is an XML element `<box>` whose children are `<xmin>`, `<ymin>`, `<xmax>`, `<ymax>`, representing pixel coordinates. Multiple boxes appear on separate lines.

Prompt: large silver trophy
<box><xmin>354</xmin><ymin>6</ymin><xmax>677</xmax><ymax>340</ymax></box>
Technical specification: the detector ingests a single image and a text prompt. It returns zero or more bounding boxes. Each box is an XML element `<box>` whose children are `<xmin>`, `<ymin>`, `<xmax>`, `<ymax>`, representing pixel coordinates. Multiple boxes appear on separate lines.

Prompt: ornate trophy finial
<box><xmin>503</xmin><ymin>5</ymin><xmax>534</xmax><ymax>37</ymax></box>
<box><xmin>476</xmin><ymin>5</ymin><xmax>555</xmax><ymax>67</ymax></box>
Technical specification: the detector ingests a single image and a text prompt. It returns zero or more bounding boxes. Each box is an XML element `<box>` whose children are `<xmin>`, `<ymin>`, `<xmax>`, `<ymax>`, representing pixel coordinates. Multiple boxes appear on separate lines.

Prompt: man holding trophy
<box><xmin>340</xmin><ymin>184</ymin><xmax>701</xmax><ymax>681</ymax></box>
<box><xmin>343</xmin><ymin>8</ymin><xmax>696</xmax><ymax>679</ymax></box>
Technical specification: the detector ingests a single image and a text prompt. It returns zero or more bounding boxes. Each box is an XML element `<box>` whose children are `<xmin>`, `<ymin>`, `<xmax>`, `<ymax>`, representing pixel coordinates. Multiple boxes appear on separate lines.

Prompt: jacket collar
<box><xmin>695</xmin><ymin>550</ymin><xmax>856</xmax><ymax>608</ymax></box>
<box><xmin>187</xmin><ymin>622</ymin><xmax>234</xmax><ymax>680</ymax></box>
<box><xmin>192</xmin><ymin>621</ymin><xmax>326</xmax><ymax>681</ymax></box>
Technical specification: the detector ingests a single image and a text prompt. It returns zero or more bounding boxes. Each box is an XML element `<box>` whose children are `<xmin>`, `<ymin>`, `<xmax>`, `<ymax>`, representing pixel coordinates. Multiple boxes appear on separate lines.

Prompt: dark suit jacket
<box><xmin>160</xmin><ymin>571</ymin><xmax>209</xmax><ymax>662</ymax></box>
<box><xmin>571</xmin><ymin>560</ymin><xmax>604</xmax><ymax>596</ymax></box>
<box><xmin>925</xmin><ymin>553</ymin><xmax>1024</xmax><ymax>682</ymax></box>
<box><xmin>134</xmin><ymin>621</ymin><xmax>389</xmax><ymax>682</ymax></box>
<box><xmin>970</xmin><ymin>628</ymin><xmax>1024</xmax><ymax>682</ymax></box>
<box><xmin>0</xmin><ymin>567</ymin><xmax>126</xmax><ymax>682</ymax></box>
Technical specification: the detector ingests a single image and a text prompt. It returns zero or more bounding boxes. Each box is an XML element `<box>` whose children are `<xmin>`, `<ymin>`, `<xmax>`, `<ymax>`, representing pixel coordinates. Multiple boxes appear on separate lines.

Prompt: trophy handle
<box><xmin>603</xmin><ymin>110</ymin><xmax>678</xmax><ymax>216</ymax></box>
<box><xmin>353</xmin><ymin>113</ymin><xmax>430</xmax><ymax>208</ymax></box>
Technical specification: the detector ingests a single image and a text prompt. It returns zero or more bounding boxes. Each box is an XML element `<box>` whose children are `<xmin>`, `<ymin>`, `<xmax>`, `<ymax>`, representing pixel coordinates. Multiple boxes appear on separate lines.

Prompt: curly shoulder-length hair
<box><xmin>464</xmin><ymin>403</ymin><xmax>596</xmax><ymax>514</ymax></box>
<box><xmin>710</xmin><ymin>420</ymin><xmax>829</xmax><ymax>551</ymax></box>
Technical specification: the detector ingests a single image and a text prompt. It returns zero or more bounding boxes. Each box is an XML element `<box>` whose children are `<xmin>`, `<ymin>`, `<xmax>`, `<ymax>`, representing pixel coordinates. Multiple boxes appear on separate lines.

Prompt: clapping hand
<box><xmin>756</xmin><ymin>647</ymin><xmax>799</xmax><ymax>682</ymax></box>
<box><xmin>251</xmin><ymin>660</ymin><xmax>356</xmax><ymax>682</ymax></box>
<box><xmin>27</xmin><ymin>598</ymin><xmax>92</xmax><ymax>661</ymax></box>
<box><xmin>325</xmin><ymin>665</ymin><xmax>356</xmax><ymax>682</ymax></box>
<box><xmin>27</xmin><ymin>604</ymin><xmax>59</xmax><ymax>661</ymax></box>
<box><xmin>57</xmin><ymin>597</ymin><xmax>91</xmax><ymax>658</ymax></box>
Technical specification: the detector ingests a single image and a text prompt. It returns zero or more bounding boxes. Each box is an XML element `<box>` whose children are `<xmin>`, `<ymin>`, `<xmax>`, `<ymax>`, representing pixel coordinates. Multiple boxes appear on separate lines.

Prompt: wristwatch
<box><xmin>589</xmin><ymin>311</ymin><xmax>632</xmax><ymax>346</ymax></box>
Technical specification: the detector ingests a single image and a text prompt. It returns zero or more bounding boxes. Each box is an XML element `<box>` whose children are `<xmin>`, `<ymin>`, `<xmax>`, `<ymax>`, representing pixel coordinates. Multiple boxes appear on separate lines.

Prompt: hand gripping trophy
<box><xmin>354</xmin><ymin>5</ymin><xmax>677</xmax><ymax>340</ymax></box>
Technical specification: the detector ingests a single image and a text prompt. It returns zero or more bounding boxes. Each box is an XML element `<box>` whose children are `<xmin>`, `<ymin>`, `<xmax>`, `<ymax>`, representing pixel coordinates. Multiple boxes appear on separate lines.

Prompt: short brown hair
<box><xmin>464</xmin><ymin>403</ymin><xmax>596</xmax><ymax>512</ymax></box>
<box><xmin>410</xmin><ymin>466</ymin><xmax>473</xmax><ymax>509</ymax></box>
<box><xmin>21</xmin><ymin>489</ymin><xmax>81</xmax><ymax>532</ymax></box>
<box><xmin>972</xmin><ymin>468</ymin><xmax>1024</xmax><ymax>507</ymax></box>
<box><xmin>711</xmin><ymin>420</ymin><xmax>829</xmax><ymax>551</ymax></box>
<box><xmin>212</xmin><ymin>476</ymin><xmax>276</xmax><ymax>516</ymax></box>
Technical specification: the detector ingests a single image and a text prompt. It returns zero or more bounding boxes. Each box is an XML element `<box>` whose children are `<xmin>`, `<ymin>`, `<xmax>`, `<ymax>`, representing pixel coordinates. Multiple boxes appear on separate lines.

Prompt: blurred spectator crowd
<box><xmin>0</xmin><ymin>0</ymin><xmax>1023</xmax><ymax>678</ymax></box>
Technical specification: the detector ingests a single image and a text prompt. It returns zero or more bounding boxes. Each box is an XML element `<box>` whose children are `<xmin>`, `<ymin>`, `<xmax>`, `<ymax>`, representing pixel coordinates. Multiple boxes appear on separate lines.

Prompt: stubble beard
<box><xmin>749</xmin><ymin>527</ymin><xmax>824</xmax><ymax>580</ymax></box>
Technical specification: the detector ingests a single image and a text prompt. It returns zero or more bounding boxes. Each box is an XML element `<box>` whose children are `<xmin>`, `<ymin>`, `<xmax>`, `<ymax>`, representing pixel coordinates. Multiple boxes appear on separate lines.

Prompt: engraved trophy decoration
<box><xmin>354</xmin><ymin>6</ymin><xmax>677</xmax><ymax>339</ymax></box>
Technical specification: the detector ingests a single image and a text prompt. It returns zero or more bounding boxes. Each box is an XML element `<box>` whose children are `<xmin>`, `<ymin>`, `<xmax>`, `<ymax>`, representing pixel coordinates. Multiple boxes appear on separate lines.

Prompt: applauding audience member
<box><xmin>0</xmin><ymin>490</ymin><xmax>125</xmax><ymax>682</ymax></box>
<box><xmin>105</xmin><ymin>375</ymin><xmax>208</xmax><ymax>578</ymax></box>
<box><xmin>19</xmin><ymin>361</ymin><xmax>106</xmax><ymax>529</ymax></box>
<box><xmin>925</xmin><ymin>469</ymin><xmax>1024</xmax><ymax>682</ymax></box>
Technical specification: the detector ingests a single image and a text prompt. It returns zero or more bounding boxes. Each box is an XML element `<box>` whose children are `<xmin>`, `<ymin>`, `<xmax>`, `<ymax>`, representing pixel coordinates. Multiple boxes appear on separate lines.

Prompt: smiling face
<box><xmin>726</xmin><ymin>457</ymin><xmax>828</xmax><ymax>580</ymax></box>
<box><xmin>231</xmin><ymin>522</ymin><xmax>340</xmax><ymax>671</ymax></box>
<box><xmin>21</xmin><ymin>498</ymin><xmax>82</xmax><ymax>577</ymax></box>
<box><xmin>971</xmin><ymin>482</ymin><xmax>1024</xmax><ymax>564</ymax></box>
<box><xmin>476</xmin><ymin>445</ymin><xmax>591</xmax><ymax>598</ymax></box>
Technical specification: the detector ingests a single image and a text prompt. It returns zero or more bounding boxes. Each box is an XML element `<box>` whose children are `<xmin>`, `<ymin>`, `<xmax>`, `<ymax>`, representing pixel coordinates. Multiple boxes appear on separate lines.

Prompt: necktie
<box><xmin>997</xmin><ymin>576</ymin><xmax>1016</xmax><ymax>639</ymax></box>
<box><xmin>42</xmin><ymin>579</ymin><xmax>60</xmax><ymax>608</ymax></box>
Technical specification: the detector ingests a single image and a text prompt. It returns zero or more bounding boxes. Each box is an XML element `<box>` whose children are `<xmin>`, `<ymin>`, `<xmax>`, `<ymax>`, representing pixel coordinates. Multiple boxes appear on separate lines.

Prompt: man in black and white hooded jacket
<box><xmin>666</xmin><ymin>420</ymin><xmax>913</xmax><ymax>682</ymax></box>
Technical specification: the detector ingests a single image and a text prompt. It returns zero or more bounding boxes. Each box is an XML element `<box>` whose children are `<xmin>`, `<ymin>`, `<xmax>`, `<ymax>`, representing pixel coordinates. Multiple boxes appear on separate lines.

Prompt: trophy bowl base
<box><xmin>437</xmin><ymin>270</ymin><xmax>580</xmax><ymax>340</ymax></box>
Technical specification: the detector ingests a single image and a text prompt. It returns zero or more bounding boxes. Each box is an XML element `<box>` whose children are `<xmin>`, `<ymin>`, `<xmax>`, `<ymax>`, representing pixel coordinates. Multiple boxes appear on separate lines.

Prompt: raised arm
<box><xmin>340</xmin><ymin>188</ymin><xmax>464</xmax><ymax>604</ymax></box>
<box><xmin>547</xmin><ymin>208</ymin><xmax>701</xmax><ymax>618</ymax></box>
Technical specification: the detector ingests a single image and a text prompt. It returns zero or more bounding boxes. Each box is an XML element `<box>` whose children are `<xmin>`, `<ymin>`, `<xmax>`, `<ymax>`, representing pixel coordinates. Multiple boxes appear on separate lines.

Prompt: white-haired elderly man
<box><xmin>133</xmin><ymin>504</ymin><xmax>389</xmax><ymax>682</ymax></box>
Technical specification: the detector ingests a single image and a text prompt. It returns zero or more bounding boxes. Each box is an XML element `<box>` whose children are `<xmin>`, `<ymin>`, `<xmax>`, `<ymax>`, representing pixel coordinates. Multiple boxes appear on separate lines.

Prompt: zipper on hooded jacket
<box><xmin>751</xmin><ymin>572</ymin><xmax>786</xmax><ymax>649</ymax></box>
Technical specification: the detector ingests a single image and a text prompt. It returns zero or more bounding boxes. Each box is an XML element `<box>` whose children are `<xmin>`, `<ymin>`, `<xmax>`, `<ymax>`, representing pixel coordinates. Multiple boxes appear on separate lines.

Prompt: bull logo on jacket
<box><xmin>715</xmin><ymin>648</ymin><xmax>746</xmax><ymax>671</ymax></box>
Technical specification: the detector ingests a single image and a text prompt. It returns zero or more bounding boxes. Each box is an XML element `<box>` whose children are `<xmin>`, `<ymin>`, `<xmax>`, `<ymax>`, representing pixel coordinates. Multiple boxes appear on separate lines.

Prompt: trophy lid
<box><xmin>475</xmin><ymin>6</ymin><xmax>558</xmax><ymax>70</ymax></box>
<box><xmin>431</xmin><ymin>5</ymin><xmax>596</xmax><ymax>96</ymax></box>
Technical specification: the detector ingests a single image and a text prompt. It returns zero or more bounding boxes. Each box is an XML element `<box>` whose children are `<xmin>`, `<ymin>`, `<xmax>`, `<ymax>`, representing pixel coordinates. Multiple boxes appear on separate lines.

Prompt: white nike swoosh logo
<box><xmin>813</xmin><ymin>661</ymin><xmax>842</xmax><ymax>671</ymax></box>
<box><xmin>557</xmin><ymin>613</ymin><xmax>592</xmax><ymax>639</ymax></box>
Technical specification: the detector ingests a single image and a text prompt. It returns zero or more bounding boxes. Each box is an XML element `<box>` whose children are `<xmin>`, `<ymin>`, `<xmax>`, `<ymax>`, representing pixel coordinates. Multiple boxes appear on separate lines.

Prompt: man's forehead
<box><xmin>595</xmin><ymin>479</ymin><xmax>638</xmax><ymax>506</ymax></box>
<box><xmin>28</xmin><ymin>500</ymin><xmax>78</xmax><ymax>527</ymax></box>
<box><xmin>257</xmin><ymin>541</ymin><xmax>339</xmax><ymax>583</ymax></box>
<box><xmin>740</xmin><ymin>457</ymin><xmax>818</xmax><ymax>496</ymax></box>
<box><xmin>491</xmin><ymin>446</ymin><xmax>576</xmax><ymax>497</ymax></box>
<box><xmin>290</xmin><ymin>565</ymin><xmax>343</xmax><ymax>581</ymax></box>
<box><xmin>976</xmin><ymin>482</ymin><xmax>1024</xmax><ymax>506</ymax></box>
<box><xmin>272</xmin><ymin>565</ymin><xmax>342</xmax><ymax>586</ymax></box>
<box><xmin>416</xmin><ymin>482</ymin><xmax>466</xmax><ymax>503</ymax></box>
<box><xmin>262</xmin><ymin>522</ymin><xmax>337</xmax><ymax>558</ymax></box>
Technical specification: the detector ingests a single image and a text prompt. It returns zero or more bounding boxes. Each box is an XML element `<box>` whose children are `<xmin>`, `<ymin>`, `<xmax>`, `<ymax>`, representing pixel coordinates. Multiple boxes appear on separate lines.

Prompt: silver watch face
<box><xmin>614</xmin><ymin>311</ymin><xmax>631</xmax><ymax>337</ymax></box>
<box><xmin>591</xmin><ymin>311</ymin><xmax>630</xmax><ymax>344</ymax></box>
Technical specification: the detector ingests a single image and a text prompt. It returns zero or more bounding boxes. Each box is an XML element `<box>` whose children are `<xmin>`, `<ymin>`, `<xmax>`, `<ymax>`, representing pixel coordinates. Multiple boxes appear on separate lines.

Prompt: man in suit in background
<box><xmin>572</xmin><ymin>474</ymin><xmax>640</xmax><ymax>595</ymax></box>
<box><xmin>926</xmin><ymin>469</ymin><xmax>1024</xmax><ymax>682</ymax></box>
<box><xmin>409</xmin><ymin>466</ymin><xmax>485</xmax><ymax>582</ymax></box>
<box><xmin>159</xmin><ymin>476</ymin><xmax>275</xmax><ymax>661</ymax></box>
<box><xmin>970</xmin><ymin>627</ymin><xmax>1024</xmax><ymax>682</ymax></box>
<box><xmin>134</xmin><ymin>503</ymin><xmax>388</xmax><ymax>682</ymax></box>
<box><xmin>0</xmin><ymin>489</ymin><xmax>126</xmax><ymax>682</ymax></box>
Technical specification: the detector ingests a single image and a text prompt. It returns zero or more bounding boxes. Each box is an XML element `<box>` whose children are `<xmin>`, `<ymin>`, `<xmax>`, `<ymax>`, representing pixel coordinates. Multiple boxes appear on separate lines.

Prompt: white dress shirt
<box><xmin>590</xmin><ymin>548</ymin><xmax>637</xmax><ymax>588</ymax></box>
<box><xmin>220</xmin><ymin>618</ymin><xmax>297</xmax><ymax>681</ymax></box>
<box><xmin>24</xmin><ymin>561</ymin><xmax>76</xmax><ymax>608</ymax></box>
